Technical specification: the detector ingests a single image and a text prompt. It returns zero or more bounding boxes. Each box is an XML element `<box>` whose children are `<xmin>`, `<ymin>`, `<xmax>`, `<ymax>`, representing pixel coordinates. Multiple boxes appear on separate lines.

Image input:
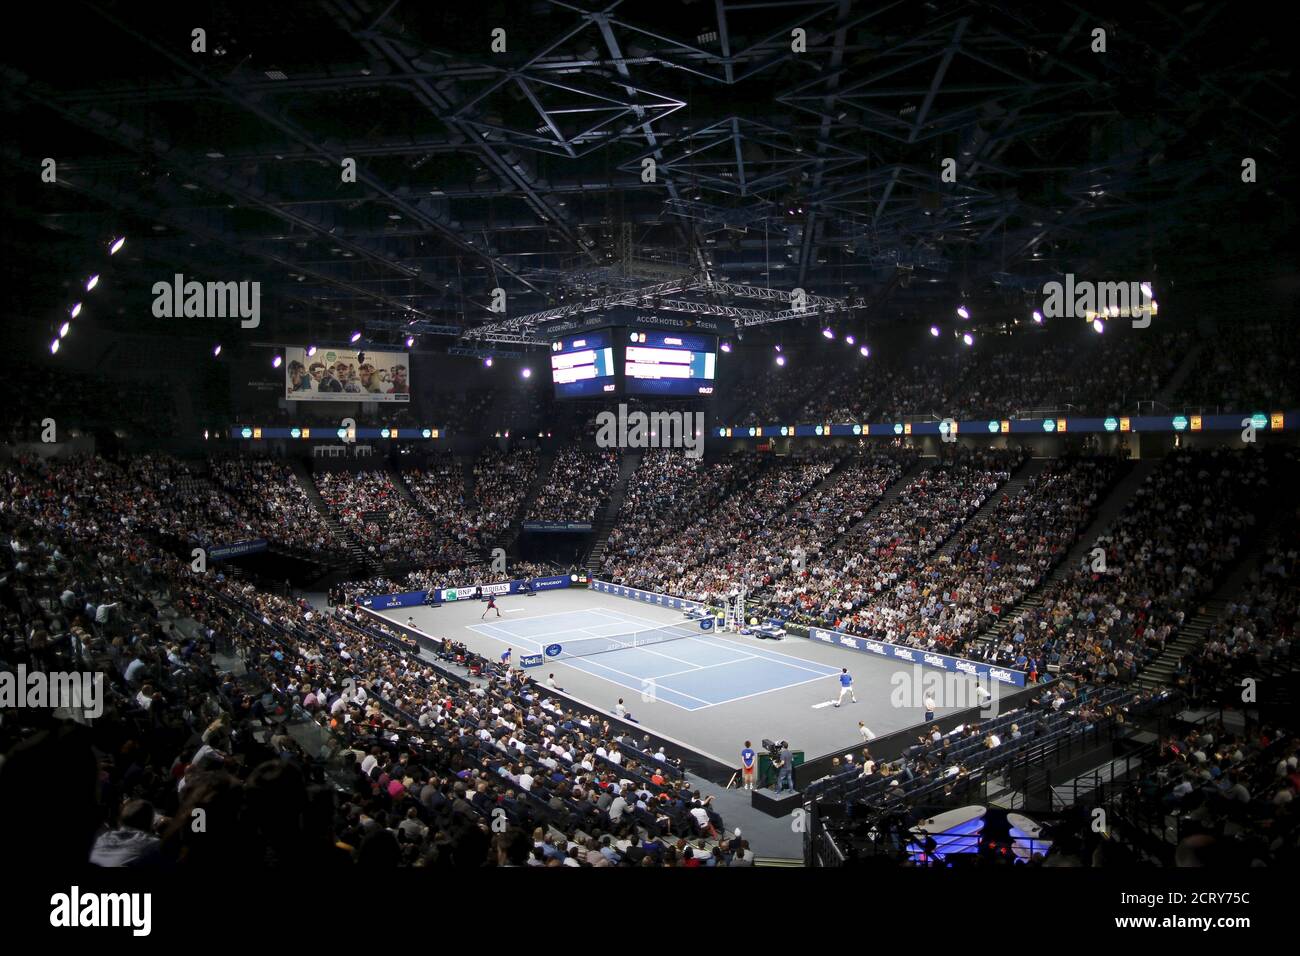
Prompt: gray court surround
<box><xmin>381</xmin><ymin>585</ymin><xmax>981</xmax><ymax>767</ymax></box>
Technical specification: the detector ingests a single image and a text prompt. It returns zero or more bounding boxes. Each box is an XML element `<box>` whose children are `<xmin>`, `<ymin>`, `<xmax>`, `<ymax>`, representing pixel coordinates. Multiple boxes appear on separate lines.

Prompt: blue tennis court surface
<box><xmin>470</xmin><ymin>606</ymin><xmax>842</xmax><ymax>710</ymax></box>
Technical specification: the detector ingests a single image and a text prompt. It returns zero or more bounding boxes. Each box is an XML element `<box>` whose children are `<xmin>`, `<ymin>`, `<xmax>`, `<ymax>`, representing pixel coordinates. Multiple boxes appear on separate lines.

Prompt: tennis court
<box><xmin>469</xmin><ymin>605</ymin><xmax>843</xmax><ymax>710</ymax></box>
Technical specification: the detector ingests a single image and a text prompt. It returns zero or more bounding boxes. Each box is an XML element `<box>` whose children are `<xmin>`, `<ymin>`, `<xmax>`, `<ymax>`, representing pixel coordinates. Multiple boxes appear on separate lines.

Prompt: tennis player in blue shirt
<box><xmin>833</xmin><ymin>667</ymin><xmax>857</xmax><ymax>707</ymax></box>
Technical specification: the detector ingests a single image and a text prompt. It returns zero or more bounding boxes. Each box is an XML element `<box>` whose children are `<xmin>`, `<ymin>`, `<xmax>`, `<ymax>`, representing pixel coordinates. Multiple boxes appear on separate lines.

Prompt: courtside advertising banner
<box><xmin>808</xmin><ymin>627</ymin><xmax>1027</xmax><ymax>687</ymax></box>
<box><xmin>284</xmin><ymin>346</ymin><xmax>410</xmax><ymax>401</ymax></box>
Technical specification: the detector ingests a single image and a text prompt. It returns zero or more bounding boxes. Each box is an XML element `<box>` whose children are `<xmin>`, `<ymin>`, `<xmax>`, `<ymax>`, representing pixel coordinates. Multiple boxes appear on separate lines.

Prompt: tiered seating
<box><xmin>315</xmin><ymin>470</ymin><xmax>471</xmax><ymax>567</ymax></box>
<box><xmin>526</xmin><ymin>448</ymin><xmax>621</xmax><ymax>524</ymax></box>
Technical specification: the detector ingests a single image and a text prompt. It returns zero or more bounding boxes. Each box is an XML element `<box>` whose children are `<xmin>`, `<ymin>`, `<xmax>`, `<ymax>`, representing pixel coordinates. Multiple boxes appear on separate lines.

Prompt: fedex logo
<box><xmin>923</xmin><ymin>654</ymin><xmax>948</xmax><ymax>668</ymax></box>
<box><xmin>864</xmin><ymin>641</ymin><xmax>888</xmax><ymax>655</ymax></box>
<box><xmin>989</xmin><ymin>668</ymin><xmax>1015</xmax><ymax>684</ymax></box>
<box><xmin>893</xmin><ymin>648</ymin><xmax>916</xmax><ymax>662</ymax></box>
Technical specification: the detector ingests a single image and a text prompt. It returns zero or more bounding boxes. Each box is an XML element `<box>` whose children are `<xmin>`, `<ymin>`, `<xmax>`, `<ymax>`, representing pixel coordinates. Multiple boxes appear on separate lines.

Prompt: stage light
<box><xmin>930</xmin><ymin>326</ymin><xmax>940</xmax><ymax>337</ymax></box>
<box><xmin>845</xmin><ymin>334</ymin><xmax>856</xmax><ymax>345</ymax></box>
<box><xmin>962</xmin><ymin>332</ymin><xmax>974</xmax><ymax>346</ymax></box>
<box><xmin>213</xmin><ymin>344</ymin><xmax>222</xmax><ymax>357</ymax></box>
<box><xmin>70</xmin><ymin>302</ymin><xmax>82</xmax><ymax>318</ymax></box>
<box><xmin>272</xmin><ymin>355</ymin><xmax>283</xmax><ymax>368</ymax></box>
<box><xmin>956</xmin><ymin>305</ymin><xmax>970</xmax><ymax>319</ymax></box>
<box><xmin>484</xmin><ymin>356</ymin><xmax>494</xmax><ymax>368</ymax></box>
<box><xmin>822</xmin><ymin>327</ymin><xmax>834</xmax><ymax>339</ymax></box>
<box><xmin>774</xmin><ymin>344</ymin><xmax>782</xmax><ymax>352</ymax></box>
<box><xmin>405</xmin><ymin>336</ymin><xmax>415</xmax><ymax>348</ymax></box>
<box><xmin>720</xmin><ymin>341</ymin><xmax>732</xmax><ymax>353</ymax></box>
<box><xmin>59</xmin><ymin>321</ymin><xmax>70</xmax><ymax>338</ymax></box>
<box><xmin>775</xmin><ymin>355</ymin><xmax>786</xmax><ymax>367</ymax></box>
<box><xmin>306</xmin><ymin>345</ymin><xmax>317</xmax><ymax>357</ymax></box>
<box><xmin>350</xmin><ymin>330</ymin><xmax>362</xmax><ymax>343</ymax></box>
<box><xmin>521</xmin><ymin>367</ymin><xmax>532</xmax><ymax>379</ymax></box>
<box><xmin>1092</xmin><ymin>318</ymin><xmax>1105</xmax><ymax>334</ymax></box>
<box><xmin>109</xmin><ymin>236</ymin><xmax>125</xmax><ymax>255</ymax></box>
<box><xmin>86</xmin><ymin>274</ymin><xmax>100</xmax><ymax>292</ymax></box>
<box><xmin>50</xmin><ymin>338</ymin><xmax>60</xmax><ymax>354</ymax></box>
<box><xmin>859</xmin><ymin>345</ymin><xmax>870</xmax><ymax>357</ymax></box>
<box><xmin>1032</xmin><ymin>310</ymin><xmax>1043</xmax><ymax>324</ymax></box>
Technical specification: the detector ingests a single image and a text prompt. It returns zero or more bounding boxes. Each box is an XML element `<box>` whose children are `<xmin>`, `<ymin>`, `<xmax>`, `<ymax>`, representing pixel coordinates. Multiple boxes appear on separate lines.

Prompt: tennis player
<box><xmin>833</xmin><ymin>667</ymin><xmax>857</xmax><ymax>707</ymax></box>
<box><xmin>481</xmin><ymin>593</ymin><xmax>501</xmax><ymax>619</ymax></box>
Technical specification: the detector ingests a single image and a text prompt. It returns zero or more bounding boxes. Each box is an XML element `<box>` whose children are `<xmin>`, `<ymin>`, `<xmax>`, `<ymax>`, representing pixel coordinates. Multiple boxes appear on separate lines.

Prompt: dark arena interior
<box><xmin>0</xmin><ymin>0</ymin><xmax>1295</xmax><ymax>928</ymax></box>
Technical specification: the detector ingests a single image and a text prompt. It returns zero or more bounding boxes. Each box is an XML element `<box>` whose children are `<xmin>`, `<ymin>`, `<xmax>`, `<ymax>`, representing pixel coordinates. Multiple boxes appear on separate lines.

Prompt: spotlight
<box><xmin>109</xmin><ymin>236</ymin><xmax>126</xmax><ymax>255</ymax></box>
<box><xmin>50</xmin><ymin>338</ymin><xmax>60</xmax><ymax>354</ymax></box>
<box><xmin>307</xmin><ymin>345</ymin><xmax>317</xmax><ymax>357</ymax></box>
<box><xmin>484</xmin><ymin>356</ymin><xmax>494</xmax><ymax>368</ymax></box>
<box><xmin>86</xmin><ymin>274</ymin><xmax>100</xmax><ymax>292</ymax></box>
<box><xmin>59</xmin><ymin>321</ymin><xmax>70</xmax><ymax>338</ymax></box>
<box><xmin>1032</xmin><ymin>311</ymin><xmax>1043</xmax><ymax>324</ymax></box>
<box><xmin>1092</xmin><ymin>318</ymin><xmax>1105</xmax><ymax>334</ymax></box>
<box><xmin>859</xmin><ymin>345</ymin><xmax>870</xmax><ymax>357</ymax></box>
<box><xmin>774</xmin><ymin>344</ymin><xmax>782</xmax><ymax>352</ymax></box>
<box><xmin>405</xmin><ymin>336</ymin><xmax>415</xmax><ymax>348</ymax></box>
<box><xmin>273</xmin><ymin>355</ymin><xmax>283</xmax><ymax>368</ymax></box>
<box><xmin>213</xmin><ymin>344</ymin><xmax>222</xmax><ymax>357</ymax></box>
<box><xmin>775</xmin><ymin>355</ymin><xmax>786</xmax><ymax>367</ymax></box>
<box><xmin>350</xmin><ymin>330</ymin><xmax>362</xmax><ymax>343</ymax></box>
<box><xmin>521</xmin><ymin>367</ymin><xmax>532</xmax><ymax>379</ymax></box>
<box><xmin>720</xmin><ymin>341</ymin><xmax>732</xmax><ymax>353</ymax></box>
<box><xmin>70</xmin><ymin>302</ymin><xmax>82</xmax><ymax>319</ymax></box>
<box><xmin>930</xmin><ymin>326</ymin><xmax>940</xmax><ymax>337</ymax></box>
<box><xmin>822</xmin><ymin>327</ymin><xmax>834</xmax><ymax>339</ymax></box>
<box><xmin>956</xmin><ymin>305</ymin><xmax>970</xmax><ymax>319</ymax></box>
<box><xmin>962</xmin><ymin>332</ymin><xmax>974</xmax><ymax>346</ymax></box>
<box><xmin>845</xmin><ymin>334</ymin><xmax>855</xmax><ymax>345</ymax></box>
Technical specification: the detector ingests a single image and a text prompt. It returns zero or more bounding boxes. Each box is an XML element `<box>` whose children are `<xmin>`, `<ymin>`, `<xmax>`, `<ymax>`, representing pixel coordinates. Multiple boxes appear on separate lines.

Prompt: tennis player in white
<box><xmin>833</xmin><ymin>667</ymin><xmax>857</xmax><ymax>707</ymax></box>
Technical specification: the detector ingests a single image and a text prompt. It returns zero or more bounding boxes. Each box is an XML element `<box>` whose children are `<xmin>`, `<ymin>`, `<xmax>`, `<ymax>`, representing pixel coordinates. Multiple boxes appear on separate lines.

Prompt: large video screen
<box><xmin>551</xmin><ymin>329</ymin><xmax>617</xmax><ymax>398</ymax></box>
<box><xmin>624</xmin><ymin>330</ymin><xmax>717</xmax><ymax>396</ymax></box>
<box><xmin>283</xmin><ymin>347</ymin><xmax>410</xmax><ymax>402</ymax></box>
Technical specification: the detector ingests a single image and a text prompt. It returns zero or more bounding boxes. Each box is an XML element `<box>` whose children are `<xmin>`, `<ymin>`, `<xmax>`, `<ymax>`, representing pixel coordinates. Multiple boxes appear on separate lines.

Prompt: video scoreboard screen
<box><xmin>550</xmin><ymin>329</ymin><xmax>617</xmax><ymax>398</ymax></box>
<box><xmin>624</xmin><ymin>330</ymin><xmax>717</xmax><ymax>396</ymax></box>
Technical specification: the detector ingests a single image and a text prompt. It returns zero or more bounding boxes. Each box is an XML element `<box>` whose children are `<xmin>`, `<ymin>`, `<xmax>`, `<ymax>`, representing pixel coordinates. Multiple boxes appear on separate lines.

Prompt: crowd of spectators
<box><xmin>526</xmin><ymin>448</ymin><xmax>621</xmax><ymax>524</ymax></box>
<box><xmin>983</xmin><ymin>448</ymin><xmax>1275</xmax><ymax>684</ymax></box>
<box><xmin>209</xmin><ymin>455</ymin><xmax>343</xmax><ymax>553</ymax></box>
<box><xmin>0</xmin><ymin>453</ymin><xmax>747</xmax><ymax>867</ymax></box>
<box><xmin>470</xmin><ymin>447</ymin><xmax>540</xmax><ymax>542</ymax></box>
<box><xmin>315</xmin><ymin>470</ymin><xmax>471</xmax><ymax>568</ymax></box>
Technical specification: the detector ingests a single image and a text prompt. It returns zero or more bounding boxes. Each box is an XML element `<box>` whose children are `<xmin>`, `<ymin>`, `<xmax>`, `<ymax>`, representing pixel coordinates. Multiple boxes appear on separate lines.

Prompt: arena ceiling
<box><xmin>2</xmin><ymin>0</ymin><xmax>1294</xmax><ymax>348</ymax></box>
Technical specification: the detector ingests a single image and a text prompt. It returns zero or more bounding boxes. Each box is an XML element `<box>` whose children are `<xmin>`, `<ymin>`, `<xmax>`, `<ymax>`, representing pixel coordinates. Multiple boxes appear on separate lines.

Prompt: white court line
<box><xmin>697</xmin><ymin>634</ymin><xmax>843</xmax><ymax>677</ymax></box>
<box><xmin>588</xmin><ymin>606</ymin><xmax>839</xmax><ymax>678</ymax></box>
<box><xmin>649</xmin><ymin>655</ymin><xmax>762</xmax><ymax>680</ymax></box>
<box><xmin>685</xmin><ymin>671</ymin><xmax>839</xmax><ymax>710</ymax></box>
<box><xmin>561</xmin><ymin>655</ymin><xmax>713</xmax><ymax>706</ymax></box>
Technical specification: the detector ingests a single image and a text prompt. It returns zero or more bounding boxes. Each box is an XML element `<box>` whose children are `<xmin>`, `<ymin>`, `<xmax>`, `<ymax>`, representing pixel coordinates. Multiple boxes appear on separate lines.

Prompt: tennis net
<box><xmin>542</xmin><ymin>618</ymin><xmax>715</xmax><ymax>662</ymax></box>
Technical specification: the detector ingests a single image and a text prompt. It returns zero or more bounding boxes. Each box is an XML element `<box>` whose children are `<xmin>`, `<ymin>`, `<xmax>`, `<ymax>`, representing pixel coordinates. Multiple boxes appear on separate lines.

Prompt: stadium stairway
<box><xmin>289</xmin><ymin>459</ymin><xmax>378</xmax><ymax>573</ymax></box>
<box><xmin>585</xmin><ymin>450</ymin><xmax>643</xmax><ymax>574</ymax></box>
<box><xmin>937</xmin><ymin>457</ymin><xmax>1045</xmax><ymax>557</ymax></box>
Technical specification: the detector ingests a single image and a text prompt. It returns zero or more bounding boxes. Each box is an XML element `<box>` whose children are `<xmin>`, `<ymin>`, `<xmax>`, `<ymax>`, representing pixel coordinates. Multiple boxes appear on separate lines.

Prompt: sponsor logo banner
<box><xmin>520</xmin><ymin>654</ymin><xmax>544</xmax><ymax>668</ymax></box>
<box><xmin>807</xmin><ymin>627</ymin><xmax>1027</xmax><ymax>687</ymax></box>
<box><xmin>208</xmin><ymin>539</ymin><xmax>268</xmax><ymax>562</ymax></box>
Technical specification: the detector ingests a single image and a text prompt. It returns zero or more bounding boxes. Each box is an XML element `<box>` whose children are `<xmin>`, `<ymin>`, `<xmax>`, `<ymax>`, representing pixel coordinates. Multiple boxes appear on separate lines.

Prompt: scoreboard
<box><xmin>624</xmin><ymin>330</ymin><xmax>717</xmax><ymax>396</ymax></box>
<box><xmin>550</xmin><ymin>329</ymin><xmax>617</xmax><ymax>398</ymax></box>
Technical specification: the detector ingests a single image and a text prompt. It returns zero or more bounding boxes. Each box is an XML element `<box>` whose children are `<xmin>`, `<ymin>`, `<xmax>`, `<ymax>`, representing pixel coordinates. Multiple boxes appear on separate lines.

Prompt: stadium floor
<box><xmin>381</xmin><ymin>586</ymin><xmax>978</xmax><ymax>766</ymax></box>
